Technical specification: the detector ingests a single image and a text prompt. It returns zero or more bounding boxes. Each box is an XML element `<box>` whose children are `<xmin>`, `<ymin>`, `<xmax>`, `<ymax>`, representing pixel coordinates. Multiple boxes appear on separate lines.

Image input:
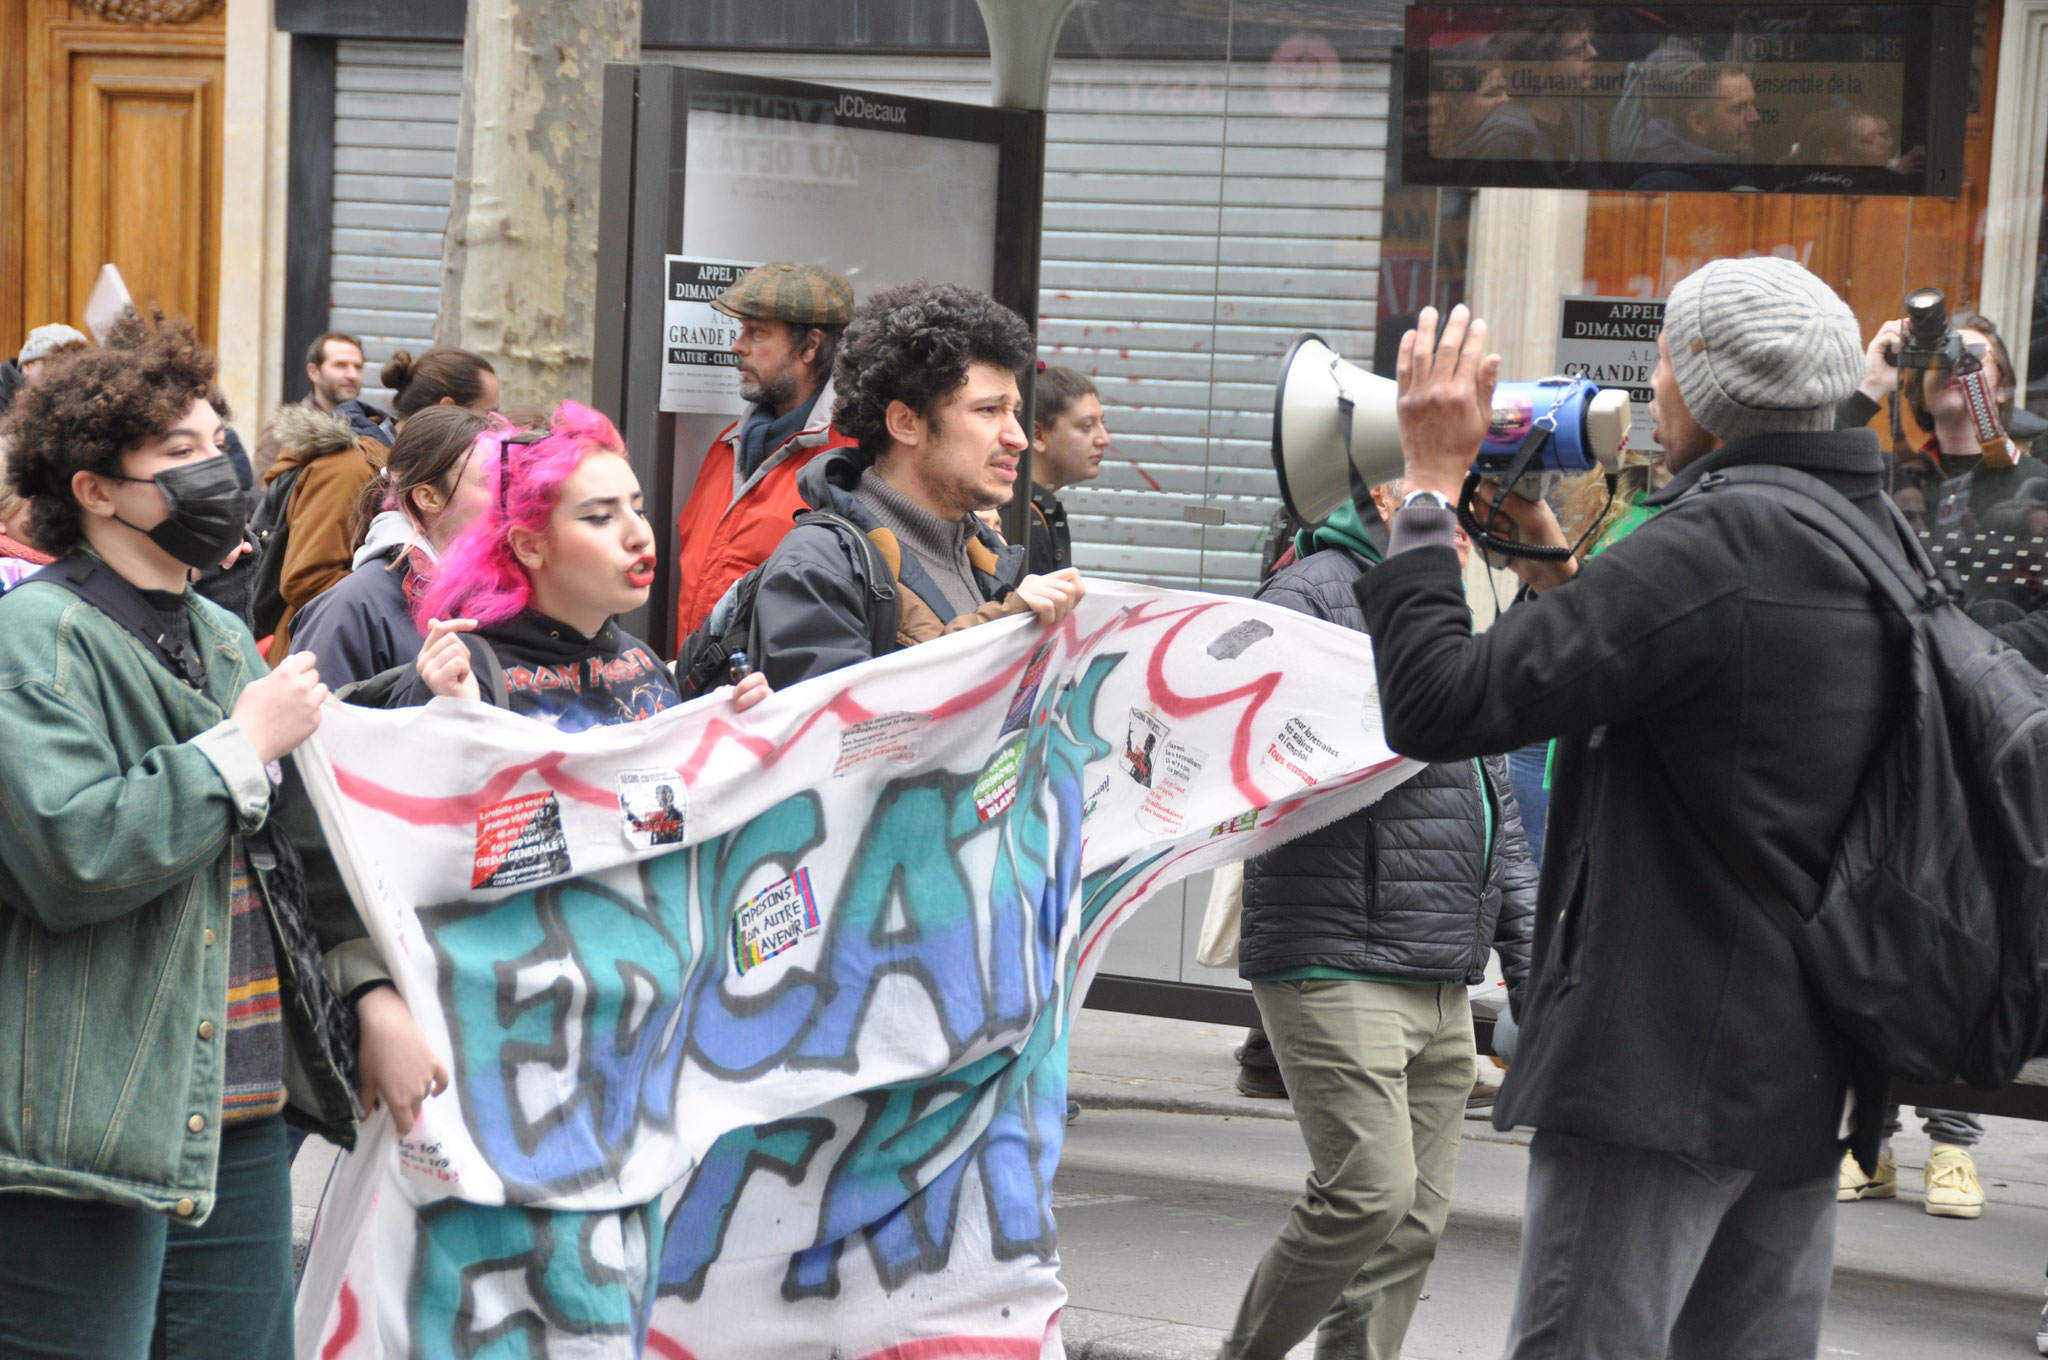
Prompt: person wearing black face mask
<box><xmin>103</xmin><ymin>445</ymin><xmax>252</xmax><ymax>571</ymax></box>
<box><xmin>0</xmin><ymin>310</ymin><xmax>445</xmax><ymax>1360</ymax></box>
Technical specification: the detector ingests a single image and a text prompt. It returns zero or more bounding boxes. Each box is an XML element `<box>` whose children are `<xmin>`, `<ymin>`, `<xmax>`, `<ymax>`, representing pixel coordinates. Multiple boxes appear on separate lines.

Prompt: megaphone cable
<box><xmin>1457</xmin><ymin>470</ymin><xmax>1617</xmax><ymax>564</ymax></box>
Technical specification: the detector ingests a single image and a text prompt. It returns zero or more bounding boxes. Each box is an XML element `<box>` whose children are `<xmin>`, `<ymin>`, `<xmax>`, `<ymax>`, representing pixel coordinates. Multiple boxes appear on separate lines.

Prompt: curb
<box><xmin>1060</xmin><ymin>1306</ymin><xmax>1249</xmax><ymax>1360</ymax></box>
<box><xmin>1069</xmin><ymin>1082</ymin><xmax>1297</xmax><ymax>1122</ymax></box>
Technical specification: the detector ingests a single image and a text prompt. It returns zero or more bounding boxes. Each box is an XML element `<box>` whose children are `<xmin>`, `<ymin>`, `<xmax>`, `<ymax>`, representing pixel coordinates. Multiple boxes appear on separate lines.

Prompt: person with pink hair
<box><xmin>339</xmin><ymin>400</ymin><xmax>768</xmax><ymax>1353</ymax></box>
<box><xmin>365</xmin><ymin>400</ymin><xmax>767</xmax><ymax>726</ymax></box>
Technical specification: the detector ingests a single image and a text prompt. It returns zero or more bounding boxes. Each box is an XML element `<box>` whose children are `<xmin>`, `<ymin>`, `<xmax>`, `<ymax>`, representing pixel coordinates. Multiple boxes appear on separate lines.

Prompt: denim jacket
<box><xmin>0</xmin><ymin>570</ymin><xmax>378</xmax><ymax>1222</ymax></box>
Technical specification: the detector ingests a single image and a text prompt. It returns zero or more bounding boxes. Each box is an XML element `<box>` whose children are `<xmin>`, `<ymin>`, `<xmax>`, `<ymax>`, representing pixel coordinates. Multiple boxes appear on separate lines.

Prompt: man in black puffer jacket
<box><xmin>1222</xmin><ymin>493</ymin><xmax>1536</xmax><ymax>1360</ymax></box>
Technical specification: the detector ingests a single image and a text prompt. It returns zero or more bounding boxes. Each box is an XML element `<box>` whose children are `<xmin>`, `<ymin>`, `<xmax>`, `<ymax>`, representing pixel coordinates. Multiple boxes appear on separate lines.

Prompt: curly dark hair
<box><xmin>0</xmin><ymin>309</ymin><xmax>219</xmax><ymax>557</ymax></box>
<box><xmin>831</xmin><ymin>282</ymin><xmax>1035</xmax><ymax>466</ymax></box>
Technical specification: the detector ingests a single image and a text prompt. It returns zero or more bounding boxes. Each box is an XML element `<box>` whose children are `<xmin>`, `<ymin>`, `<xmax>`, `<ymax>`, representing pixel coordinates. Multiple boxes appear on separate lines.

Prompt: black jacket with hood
<box><xmin>751</xmin><ymin>447</ymin><xmax>1027</xmax><ymax>689</ymax></box>
<box><xmin>1238</xmin><ymin>500</ymin><xmax>1537</xmax><ymax>1001</ymax></box>
<box><xmin>1357</xmin><ymin>428</ymin><xmax>1902</xmax><ymax>1179</ymax></box>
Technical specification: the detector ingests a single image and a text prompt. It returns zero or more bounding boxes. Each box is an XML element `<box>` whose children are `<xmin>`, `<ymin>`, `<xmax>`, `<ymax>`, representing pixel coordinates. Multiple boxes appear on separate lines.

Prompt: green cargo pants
<box><xmin>1222</xmin><ymin>977</ymin><xmax>1475</xmax><ymax>1360</ymax></box>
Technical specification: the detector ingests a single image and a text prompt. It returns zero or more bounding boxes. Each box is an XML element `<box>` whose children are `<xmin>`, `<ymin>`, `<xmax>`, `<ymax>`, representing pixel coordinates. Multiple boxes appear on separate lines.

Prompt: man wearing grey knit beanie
<box><xmin>1350</xmin><ymin>257</ymin><xmax>1902</xmax><ymax>1358</ymax></box>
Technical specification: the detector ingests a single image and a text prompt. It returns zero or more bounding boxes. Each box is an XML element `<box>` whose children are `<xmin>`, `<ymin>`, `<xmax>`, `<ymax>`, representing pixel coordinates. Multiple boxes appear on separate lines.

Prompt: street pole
<box><xmin>975</xmin><ymin>0</ymin><xmax>1079</xmax><ymax>550</ymax></box>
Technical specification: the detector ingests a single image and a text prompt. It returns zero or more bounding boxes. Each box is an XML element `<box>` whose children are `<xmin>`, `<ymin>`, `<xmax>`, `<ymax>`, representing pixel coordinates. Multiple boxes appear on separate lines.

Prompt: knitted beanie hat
<box><xmin>1661</xmin><ymin>257</ymin><xmax>1863</xmax><ymax>442</ymax></box>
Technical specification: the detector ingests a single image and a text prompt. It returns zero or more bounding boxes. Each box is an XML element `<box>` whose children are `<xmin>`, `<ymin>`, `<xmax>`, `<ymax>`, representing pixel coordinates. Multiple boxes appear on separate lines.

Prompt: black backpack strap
<box><xmin>37</xmin><ymin>555</ymin><xmax>207</xmax><ymax>688</ymax></box>
<box><xmin>335</xmin><ymin>630</ymin><xmax>509</xmax><ymax>709</ymax></box>
<box><xmin>786</xmin><ymin>509</ymin><xmax>899</xmax><ymax>661</ymax></box>
<box><xmin>459</xmin><ymin>631</ymin><xmax>510</xmax><ymax>708</ymax></box>
<box><xmin>1691</xmin><ymin>465</ymin><xmax>1939</xmax><ymax>620</ymax></box>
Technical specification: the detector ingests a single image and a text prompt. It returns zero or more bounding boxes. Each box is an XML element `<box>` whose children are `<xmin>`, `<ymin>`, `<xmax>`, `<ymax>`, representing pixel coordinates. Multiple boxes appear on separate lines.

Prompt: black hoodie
<box><xmin>383</xmin><ymin>609</ymin><xmax>679</xmax><ymax>732</ymax></box>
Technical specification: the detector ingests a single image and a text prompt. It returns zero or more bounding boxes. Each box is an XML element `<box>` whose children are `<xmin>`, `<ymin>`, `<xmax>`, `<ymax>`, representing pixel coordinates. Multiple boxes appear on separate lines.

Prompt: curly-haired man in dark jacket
<box><xmin>1224</xmin><ymin>489</ymin><xmax>1537</xmax><ymax>1360</ymax></box>
<box><xmin>748</xmin><ymin>282</ymin><xmax>1084</xmax><ymax>688</ymax></box>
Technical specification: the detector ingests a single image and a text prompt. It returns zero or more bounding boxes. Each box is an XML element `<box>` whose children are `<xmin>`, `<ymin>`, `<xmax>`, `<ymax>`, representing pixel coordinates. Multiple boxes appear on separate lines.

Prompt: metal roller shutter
<box><xmin>330</xmin><ymin>41</ymin><xmax>463</xmax><ymax>411</ymax></box>
<box><xmin>668</xmin><ymin>52</ymin><xmax>1389</xmax><ymax>596</ymax></box>
<box><xmin>328</xmin><ymin>45</ymin><xmax>1389</xmax><ymax>592</ymax></box>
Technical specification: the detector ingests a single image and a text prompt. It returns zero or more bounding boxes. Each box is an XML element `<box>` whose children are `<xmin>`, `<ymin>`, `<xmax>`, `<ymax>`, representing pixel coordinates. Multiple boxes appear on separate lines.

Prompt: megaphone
<box><xmin>1271</xmin><ymin>332</ymin><xmax>1634</xmax><ymax>529</ymax></box>
<box><xmin>1271</xmin><ymin>334</ymin><xmax>1402</xmax><ymax>526</ymax></box>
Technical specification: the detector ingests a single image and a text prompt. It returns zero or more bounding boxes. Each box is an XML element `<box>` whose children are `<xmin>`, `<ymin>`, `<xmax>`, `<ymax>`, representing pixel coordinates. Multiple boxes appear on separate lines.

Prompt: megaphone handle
<box><xmin>1458</xmin><ymin>471</ymin><xmax>1579</xmax><ymax>563</ymax></box>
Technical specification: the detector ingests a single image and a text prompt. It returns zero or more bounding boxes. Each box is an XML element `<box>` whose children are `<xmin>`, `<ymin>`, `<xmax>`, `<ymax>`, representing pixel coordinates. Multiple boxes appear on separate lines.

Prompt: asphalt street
<box><xmin>1054</xmin><ymin>1105</ymin><xmax>2048</xmax><ymax>1358</ymax></box>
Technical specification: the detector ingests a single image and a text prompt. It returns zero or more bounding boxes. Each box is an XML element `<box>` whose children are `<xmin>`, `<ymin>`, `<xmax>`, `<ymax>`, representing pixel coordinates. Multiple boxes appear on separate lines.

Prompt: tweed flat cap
<box><xmin>710</xmin><ymin>263</ymin><xmax>854</xmax><ymax>326</ymax></box>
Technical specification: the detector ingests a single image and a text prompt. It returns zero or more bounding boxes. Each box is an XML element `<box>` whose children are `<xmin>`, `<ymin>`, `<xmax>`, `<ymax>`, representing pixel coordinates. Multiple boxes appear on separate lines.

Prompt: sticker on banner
<box><xmin>732</xmin><ymin>869</ymin><xmax>822</xmax><ymax>975</ymax></box>
<box><xmin>397</xmin><ymin>1134</ymin><xmax>459</xmax><ymax>1187</ymax></box>
<box><xmin>473</xmin><ymin>791</ymin><xmax>571</xmax><ymax>889</ymax></box>
<box><xmin>1123</xmin><ymin>709</ymin><xmax>1169</xmax><ymax>788</ymax></box>
<box><xmin>1137</xmin><ymin>738</ymin><xmax>1210</xmax><ymax>836</ymax></box>
<box><xmin>618</xmin><ymin>767</ymin><xmax>686</xmax><ymax>848</ymax></box>
<box><xmin>1207</xmin><ymin>618</ymin><xmax>1274</xmax><ymax>661</ymax></box>
<box><xmin>1210</xmin><ymin>809</ymin><xmax>1258</xmax><ymax>837</ymax></box>
<box><xmin>1002</xmin><ymin>642</ymin><xmax>1053</xmax><ymax>735</ymax></box>
<box><xmin>835</xmin><ymin>712</ymin><xmax>931</xmax><ymax>775</ymax></box>
<box><xmin>975</xmin><ymin>742</ymin><xmax>1023</xmax><ymax>821</ymax></box>
<box><xmin>1263</xmin><ymin>716</ymin><xmax>1343</xmax><ymax>787</ymax></box>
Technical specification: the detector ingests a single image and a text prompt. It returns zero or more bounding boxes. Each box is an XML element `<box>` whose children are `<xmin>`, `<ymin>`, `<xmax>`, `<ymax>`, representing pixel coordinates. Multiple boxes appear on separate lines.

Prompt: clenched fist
<box><xmin>233</xmin><ymin>651</ymin><xmax>328</xmax><ymax>763</ymax></box>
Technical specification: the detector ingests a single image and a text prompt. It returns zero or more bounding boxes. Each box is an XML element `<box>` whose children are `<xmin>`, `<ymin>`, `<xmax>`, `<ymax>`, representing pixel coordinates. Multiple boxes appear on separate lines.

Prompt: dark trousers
<box><xmin>0</xmin><ymin>1114</ymin><xmax>294</xmax><ymax>1360</ymax></box>
<box><xmin>1503</xmin><ymin>1130</ymin><xmax>1836</xmax><ymax>1360</ymax></box>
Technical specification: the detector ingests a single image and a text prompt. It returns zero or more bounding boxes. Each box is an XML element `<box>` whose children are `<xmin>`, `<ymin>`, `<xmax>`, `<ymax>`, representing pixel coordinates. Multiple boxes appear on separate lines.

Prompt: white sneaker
<box><xmin>2034</xmin><ymin>1283</ymin><xmax>2048</xmax><ymax>1354</ymax></box>
<box><xmin>1838</xmin><ymin>1147</ymin><xmax>1896</xmax><ymax>1201</ymax></box>
<box><xmin>1923</xmin><ymin>1143</ymin><xmax>1986</xmax><ymax>1219</ymax></box>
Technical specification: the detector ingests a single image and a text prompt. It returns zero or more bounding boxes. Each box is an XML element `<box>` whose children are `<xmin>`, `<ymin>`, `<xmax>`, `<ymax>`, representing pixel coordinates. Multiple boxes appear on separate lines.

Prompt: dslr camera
<box><xmin>1885</xmin><ymin>287</ymin><xmax>1983</xmax><ymax>377</ymax></box>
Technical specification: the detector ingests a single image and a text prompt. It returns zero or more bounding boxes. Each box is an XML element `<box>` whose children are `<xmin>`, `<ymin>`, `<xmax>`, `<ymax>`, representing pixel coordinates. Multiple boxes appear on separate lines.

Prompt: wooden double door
<box><xmin>1</xmin><ymin>0</ymin><xmax>226</xmax><ymax>358</ymax></box>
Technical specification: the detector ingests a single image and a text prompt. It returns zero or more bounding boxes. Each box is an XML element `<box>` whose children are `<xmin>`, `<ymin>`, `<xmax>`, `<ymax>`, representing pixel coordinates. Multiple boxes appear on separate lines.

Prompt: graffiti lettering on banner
<box><xmin>975</xmin><ymin>742</ymin><xmax>1023</xmax><ymax>822</ymax></box>
<box><xmin>472</xmin><ymin>791</ymin><xmax>570</xmax><ymax>889</ymax></box>
<box><xmin>834</xmin><ymin>712</ymin><xmax>931</xmax><ymax>775</ymax></box>
<box><xmin>732</xmin><ymin>869</ymin><xmax>822</xmax><ymax>975</ymax></box>
<box><xmin>1263</xmin><ymin>716</ymin><xmax>1343</xmax><ymax>787</ymax></box>
<box><xmin>618</xmin><ymin>767</ymin><xmax>687</xmax><ymax>848</ymax></box>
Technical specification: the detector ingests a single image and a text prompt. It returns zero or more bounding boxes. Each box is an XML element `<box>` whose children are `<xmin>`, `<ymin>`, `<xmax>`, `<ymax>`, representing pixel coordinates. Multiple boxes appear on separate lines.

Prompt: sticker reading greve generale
<box><xmin>473</xmin><ymin>791</ymin><xmax>571</xmax><ymax>889</ymax></box>
<box><xmin>732</xmin><ymin>869</ymin><xmax>822</xmax><ymax>975</ymax></box>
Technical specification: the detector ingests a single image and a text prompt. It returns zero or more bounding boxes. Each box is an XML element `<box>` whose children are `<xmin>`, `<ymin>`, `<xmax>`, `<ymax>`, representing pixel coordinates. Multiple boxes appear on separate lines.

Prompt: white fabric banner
<box><xmin>292</xmin><ymin>580</ymin><xmax>1417</xmax><ymax>1359</ymax></box>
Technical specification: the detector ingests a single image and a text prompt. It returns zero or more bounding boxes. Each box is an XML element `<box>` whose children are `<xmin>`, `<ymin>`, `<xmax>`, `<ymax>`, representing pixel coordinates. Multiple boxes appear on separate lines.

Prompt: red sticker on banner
<box><xmin>473</xmin><ymin>791</ymin><xmax>571</xmax><ymax>889</ymax></box>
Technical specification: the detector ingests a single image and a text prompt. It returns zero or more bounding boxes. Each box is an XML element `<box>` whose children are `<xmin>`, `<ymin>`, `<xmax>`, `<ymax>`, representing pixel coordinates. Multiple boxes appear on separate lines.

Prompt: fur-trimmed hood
<box><xmin>264</xmin><ymin>403</ymin><xmax>371</xmax><ymax>483</ymax></box>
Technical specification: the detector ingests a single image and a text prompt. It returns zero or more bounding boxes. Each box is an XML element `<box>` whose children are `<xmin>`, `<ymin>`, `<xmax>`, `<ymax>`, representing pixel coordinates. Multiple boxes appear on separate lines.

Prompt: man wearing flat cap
<box><xmin>672</xmin><ymin>261</ymin><xmax>858</xmax><ymax>641</ymax></box>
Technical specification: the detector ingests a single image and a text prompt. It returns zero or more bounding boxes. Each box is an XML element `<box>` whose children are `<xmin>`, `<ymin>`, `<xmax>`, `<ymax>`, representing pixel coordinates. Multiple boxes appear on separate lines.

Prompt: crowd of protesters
<box><xmin>0</xmin><ymin>251</ymin><xmax>2042</xmax><ymax>1360</ymax></box>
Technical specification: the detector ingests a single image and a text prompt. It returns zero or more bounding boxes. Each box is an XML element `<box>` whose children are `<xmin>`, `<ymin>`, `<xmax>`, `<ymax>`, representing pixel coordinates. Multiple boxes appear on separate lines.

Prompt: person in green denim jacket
<box><xmin>0</xmin><ymin>313</ymin><xmax>445</xmax><ymax>1360</ymax></box>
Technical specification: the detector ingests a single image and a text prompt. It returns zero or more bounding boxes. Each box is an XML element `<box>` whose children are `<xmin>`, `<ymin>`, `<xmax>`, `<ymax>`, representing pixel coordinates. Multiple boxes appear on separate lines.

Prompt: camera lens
<box><xmin>1905</xmin><ymin>287</ymin><xmax>1947</xmax><ymax>342</ymax></box>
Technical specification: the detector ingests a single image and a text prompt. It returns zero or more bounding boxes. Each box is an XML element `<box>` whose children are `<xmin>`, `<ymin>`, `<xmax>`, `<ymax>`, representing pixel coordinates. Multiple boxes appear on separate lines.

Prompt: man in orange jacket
<box><xmin>673</xmin><ymin>262</ymin><xmax>857</xmax><ymax>642</ymax></box>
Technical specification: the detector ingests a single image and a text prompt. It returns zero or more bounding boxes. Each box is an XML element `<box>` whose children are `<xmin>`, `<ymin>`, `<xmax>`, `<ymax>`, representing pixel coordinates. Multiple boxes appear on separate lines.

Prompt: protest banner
<box><xmin>293</xmin><ymin>580</ymin><xmax>1416</xmax><ymax>1359</ymax></box>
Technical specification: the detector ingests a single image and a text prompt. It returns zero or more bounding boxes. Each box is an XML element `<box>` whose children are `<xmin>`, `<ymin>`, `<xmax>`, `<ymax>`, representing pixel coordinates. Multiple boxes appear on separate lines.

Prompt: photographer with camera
<box><xmin>1355</xmin><ymin>258</ymin><xmax>1898</xmax><ymax>1357</ymax></box>
<box><xmin>1841</xmin><ymin>299</ymin><xmax>2046</xmax><ymax>526</ymax></box>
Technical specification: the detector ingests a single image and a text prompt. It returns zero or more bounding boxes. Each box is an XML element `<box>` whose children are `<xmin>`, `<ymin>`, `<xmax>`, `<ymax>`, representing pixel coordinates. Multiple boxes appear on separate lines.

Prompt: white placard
<box><xmin>1556</xmin><ymin>295</ymin><xmax>1666</xmax><ymax>454</ymax></box>
<box><xmin>659</xmin><ymin>256</ymin><xmax>758</xmax><ymax>415</ymax></box>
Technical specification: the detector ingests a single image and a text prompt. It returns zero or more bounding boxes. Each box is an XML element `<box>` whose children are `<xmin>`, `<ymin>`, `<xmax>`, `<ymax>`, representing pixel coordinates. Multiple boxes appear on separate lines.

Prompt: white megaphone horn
<box><xmin>1270</xmin><ymin>333</ymin><xmax>1404</xmax><ymax>525</ymax></box>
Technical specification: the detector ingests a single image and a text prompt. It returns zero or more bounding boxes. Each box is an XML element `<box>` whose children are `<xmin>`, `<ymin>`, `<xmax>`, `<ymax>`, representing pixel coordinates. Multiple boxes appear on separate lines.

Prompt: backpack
<box><xmin>247</xmin><ymin>462</ymin><xmax>306</xmax><ymax>637</ymax></box>
<box><xmin>675</xmin><ymin>509</ymin><xmax>898</xmax><ymax>699</ymax></box>
<box><xmin>1695</xmin><ymin>463</ymin><xmax>2048</xmax><ymax>1088</ymax></box>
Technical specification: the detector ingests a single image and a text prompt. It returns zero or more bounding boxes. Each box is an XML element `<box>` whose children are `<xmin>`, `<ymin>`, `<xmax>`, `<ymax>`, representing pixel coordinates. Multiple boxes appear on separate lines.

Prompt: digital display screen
<box><xmin>1399</xmin><ymin>4</ymin><xmax>1969</xmax><ymax>195</ymax></box>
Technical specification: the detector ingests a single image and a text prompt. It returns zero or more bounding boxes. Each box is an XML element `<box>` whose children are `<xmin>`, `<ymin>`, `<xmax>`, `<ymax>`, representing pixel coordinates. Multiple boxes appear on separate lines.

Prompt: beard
<box><xmin>739</xmin><ymin>367</ymin><xmax>799</xmax><ymax>410</ymax></box>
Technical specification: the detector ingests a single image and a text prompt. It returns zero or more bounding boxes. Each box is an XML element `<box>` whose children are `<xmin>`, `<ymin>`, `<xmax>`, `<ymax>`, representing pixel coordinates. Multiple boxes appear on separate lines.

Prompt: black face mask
<box><xmin>111</xmin><ymin>455</ymin><xmax>247</xmax><ymax>571</ymax></box>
